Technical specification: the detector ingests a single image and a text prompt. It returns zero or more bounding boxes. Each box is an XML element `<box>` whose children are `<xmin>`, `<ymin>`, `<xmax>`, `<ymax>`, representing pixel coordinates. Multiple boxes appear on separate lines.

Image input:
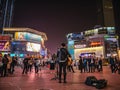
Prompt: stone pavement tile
<box><xmin>0</xmin><ymin>66</ymin><xmax>120</xmax><ymax>90</ymax></box>
<box><xmin>0</xmin><ymin>82</ymin><xmax>21</xmax><ymax>90</ymax></box>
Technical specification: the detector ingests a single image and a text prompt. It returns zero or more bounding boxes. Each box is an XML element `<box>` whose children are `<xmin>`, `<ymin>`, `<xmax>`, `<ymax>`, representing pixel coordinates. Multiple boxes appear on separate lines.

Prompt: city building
<box><xmin>112</xmin><ymin>0</ymin><xmax>120</xmax><ymax>46</ymax></box>
<box><xmin>67</xmin><ymin>27</ymin><xmax>119</xmax><ymax>60</ymax></box>
<box><xmin>0</xmin><ymin>0</ymin><xmax>15</xmax><ymax>34</ymax></box>
<box><xmin>0</xmin><ymin>28</ymin><xmax>47</xmax><ymax>58</ymax></box>
<box><xmin>96</xmin><ymin>0</ymin><xmax>115</xmax><ymax>27</ymax></box>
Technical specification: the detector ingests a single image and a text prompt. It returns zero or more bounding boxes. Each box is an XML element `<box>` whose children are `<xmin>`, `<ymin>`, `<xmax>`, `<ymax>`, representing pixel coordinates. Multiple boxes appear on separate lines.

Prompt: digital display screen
<box><xmin>15</xmin><ymin>32</ymin><xmax>42</xmax><ymax>42</ymax></box>
<box><xmin>26</xmin><ymin>42</ymin><xmax>41</xmax><ymax>52</ymax></box>
<box><xmin>0</xmin><ymin>41</ymin><xmax>10</xmax><ymax>51</ymax></box>
<box><xmin>67</xmin><ymin>33</ymin><xmax>84</xmax><ymax>40</ymax></box>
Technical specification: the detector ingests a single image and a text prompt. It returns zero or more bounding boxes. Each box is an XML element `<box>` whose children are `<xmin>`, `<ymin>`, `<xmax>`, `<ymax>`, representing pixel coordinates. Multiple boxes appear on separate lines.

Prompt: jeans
<box><xmin>59</xmin><ymin>62</ymin><xmax>67</xmax><ymax>81</ymax></box>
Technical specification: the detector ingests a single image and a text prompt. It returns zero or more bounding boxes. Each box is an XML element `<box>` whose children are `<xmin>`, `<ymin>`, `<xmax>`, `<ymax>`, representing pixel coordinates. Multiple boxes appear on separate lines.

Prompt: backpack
<box><xmin>95</xmin><ymin>79</ymin><xmax>107</xmax><ymax>89</ymax></box>
<box><xmin>59</xmin><ymin>48</ymin><xmax>68</xmax><ymax>61</ymax></box>
<box><xmin>85</xmin><ymin>76</ymin><xmax>107</xmax><ymax>89</ymax></box>
<box><xmin>85</xmin><ymin>76</ymin><xmax>97</xmax><ymax>86</ymax></box>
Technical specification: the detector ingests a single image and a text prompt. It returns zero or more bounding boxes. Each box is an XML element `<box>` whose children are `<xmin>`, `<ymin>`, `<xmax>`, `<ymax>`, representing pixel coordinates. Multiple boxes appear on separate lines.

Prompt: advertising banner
<box><xmin>15</xmin><ymin>32</ymin><xmax>42</xmax><ymax>42</ymax></box>
<box><xmin>26</xmin><ymin>42</ymin><xmax>41</xmax><ymax>52</ymax></box>
<box><xmin>0</xmin><ymin>41</ymin><xmax>10</xmax><ymax>51</ymax></box>
<box><xmin>67</xmin><ymin>33</ymin><xmax>84</xmax><ymax>40</ymax></box>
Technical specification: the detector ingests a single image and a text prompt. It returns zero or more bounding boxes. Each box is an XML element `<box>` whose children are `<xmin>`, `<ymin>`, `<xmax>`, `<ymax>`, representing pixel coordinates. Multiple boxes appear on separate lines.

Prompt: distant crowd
<box><xmin>0</xmin><ymin>53</ymin><xmax>17</xmax><ymax>77</ymax></box>
<box><xmin>0</xmin><ymin>52</ymin><xmax>120</xmax><ymax>78</ymax></box>
<box><xmin>77</xmin><ymin>55</ymin><xmax>120</xmax><ymax>74</ymax></box>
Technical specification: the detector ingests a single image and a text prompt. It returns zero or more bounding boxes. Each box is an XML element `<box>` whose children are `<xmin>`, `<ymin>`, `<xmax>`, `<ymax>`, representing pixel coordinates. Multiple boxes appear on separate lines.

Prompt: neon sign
<box><xmin>90</xmin><ymin>42</ymin><xmax>102</xmax><ymax>46</ymax></box>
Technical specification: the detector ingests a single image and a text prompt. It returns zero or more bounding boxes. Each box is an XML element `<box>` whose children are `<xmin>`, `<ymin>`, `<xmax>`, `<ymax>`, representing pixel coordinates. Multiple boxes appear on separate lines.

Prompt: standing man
<box><xmin>2</xmin><ymin>54</ymin><xmax>8</xmax><ymax>77</ymax></box>
<box><xmin>22</xmin><ymin>54</ymin><xmax>30</xmax><ymax>74</ymax></box>
<box><xmin>57</xmin><ymin>43</ymin><xmax>70</xmax><ymax>83</ymax></box>
<box><xmin>0</xmin><ymin>53</ymin><xmax>3</xmax><ymax>77</ymax></box>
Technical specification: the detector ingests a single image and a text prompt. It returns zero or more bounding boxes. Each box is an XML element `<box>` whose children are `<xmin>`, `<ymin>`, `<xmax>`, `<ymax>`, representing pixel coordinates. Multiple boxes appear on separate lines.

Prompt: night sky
<box><xmin>13</xmin><ymin>0</ymin><xmax>98</xmax><ymax>54</ymax></box>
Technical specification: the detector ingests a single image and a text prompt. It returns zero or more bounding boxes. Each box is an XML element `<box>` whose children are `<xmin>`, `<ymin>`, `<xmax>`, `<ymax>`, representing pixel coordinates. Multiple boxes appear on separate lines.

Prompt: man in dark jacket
<box><xmin>22</xmin><ymin>54</ymin><xmax>30</xmax><ymax>74</ymax></box>
<box><xmin>2</xmin><ymin>54</ymin><xmax>8</xmax><ymax>77</ymax></box>
<box><xmin>57</xmin><ymin>43</ymin><xmax>70</xmax><ymax>83</ymax></box>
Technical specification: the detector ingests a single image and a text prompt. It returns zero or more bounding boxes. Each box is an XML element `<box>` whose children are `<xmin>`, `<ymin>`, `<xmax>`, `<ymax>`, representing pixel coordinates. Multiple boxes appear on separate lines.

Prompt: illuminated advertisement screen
<box><xmin>74</xmin><ymin>44</ymin><xmax>86</xmax><ymax>49</ymax></box>
<box><xmin>98</xmin><ymin>29</ymin><xmax>107</xmax><ymax>34</ymax></box>
<box><xmin>85</xmin><ymin>30</ymin><xmax>94</xmax><ymax>36</ymax></box>
<box><xmin>15</xmin><ymin>32</ymin><xmax>42</xmax><ymax>42</ymax></box>
<box><xmin>0</xmin><ymin>41</ymin><xmax>10</xmax><ymax>51</ymax></box>
<box><xmin>107</xmin><ymin>27</ymin><xmax>115</xmax><ymax>35</ymax></box>
<box><xmin>67</xmin><ymin>33</ymin><xmax>84</xmax><ymax>40</ymax></box>
<box><xmin>26</xmin><ymin>42</ymin><xmax>41</xmax><ymax>52</ymax></box>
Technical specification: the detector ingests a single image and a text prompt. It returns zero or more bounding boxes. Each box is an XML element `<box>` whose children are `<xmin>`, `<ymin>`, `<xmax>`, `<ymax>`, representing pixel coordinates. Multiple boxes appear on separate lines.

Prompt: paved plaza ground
<box><xmin>0</xmin><ymin>66</ymin><xmax>120</xmax><ymax>90</ymax></box>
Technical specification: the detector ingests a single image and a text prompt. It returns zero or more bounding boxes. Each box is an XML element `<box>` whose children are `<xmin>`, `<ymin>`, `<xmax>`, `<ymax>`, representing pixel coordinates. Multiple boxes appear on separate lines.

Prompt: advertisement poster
<box><xmin>26</xmin><ymin>42</ymin><xmax>41</xmax><ymax>52</ymax></box>
<box><xmin>0</xmin><ymin>41</ymin><xmax>10</xmax><ymax>51</ymax></box>
<box><xmin>15</xmin><ymin>32</ymin><xmax>42</xmax><ymax>42</ymax></box>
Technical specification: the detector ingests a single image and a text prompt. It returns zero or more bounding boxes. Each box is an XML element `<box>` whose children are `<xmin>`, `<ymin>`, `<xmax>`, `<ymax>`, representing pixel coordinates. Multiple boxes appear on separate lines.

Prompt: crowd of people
<box><xmin>78</xmin><ymin>55</ymin><xmax>103</xmax><ymax>73</ymax></box>
<box><xmin>0</xmin><ymin>43</ymin><xmax>120</xmax><ymax>84</ymax></box>
<box><xmin>22</xmin><ymin>54</ymin><xmax>42</xmax><ymax>74</ymax></box>
<box><xmin>0</xmin><ymin>53</ymin><xmax>17</xmax><ymax>77</ymax></box>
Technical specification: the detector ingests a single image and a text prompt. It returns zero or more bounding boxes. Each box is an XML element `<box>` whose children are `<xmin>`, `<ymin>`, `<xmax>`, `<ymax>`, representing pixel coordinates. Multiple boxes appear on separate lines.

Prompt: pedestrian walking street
<box><xmin>0</xmin><ymin>66</ymin><xmax>120</xmax><ymax>90</ymax></box>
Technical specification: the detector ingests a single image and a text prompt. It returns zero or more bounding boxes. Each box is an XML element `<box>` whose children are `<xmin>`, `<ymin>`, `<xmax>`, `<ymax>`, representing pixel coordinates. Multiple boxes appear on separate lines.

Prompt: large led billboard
<box><xmin>15</xmin><ymin>32</ymin><xmax>42</xmax><ymax>42</ymax></box>
<box><xmin>0</xmin><ymin>41</ymin><xmax>10</xmax><ymax>51</ymax></box>
<box><xmin>26</xmin><ymin>42</ymin><xmax>41</xmax><ymax>52</ymax></box>
<box><xmin>67</xmin><ymin>33</ymin><xmax>84</xmax><ymax>40</ymax></box>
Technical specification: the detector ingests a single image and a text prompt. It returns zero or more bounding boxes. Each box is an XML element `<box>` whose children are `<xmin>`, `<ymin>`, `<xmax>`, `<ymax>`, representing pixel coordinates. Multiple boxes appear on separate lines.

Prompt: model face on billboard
<box><xmin>15</xmin><ymin>32</ymin><xmax>42</xmax><ymax>42</ymax></box>
<box><xmin>0</xmin><ymin>41</ymin><xmax>10</xmax><ymax>51</ymax></box>
<box><xmin>26</xmin><ymin>42</ymin><xmax>41</xmax><ymax>52</ymax></box>
<box><xmin>19</xmin><ymin>33</ymin><xmax>25</xmax><ymax>40</ymax></box>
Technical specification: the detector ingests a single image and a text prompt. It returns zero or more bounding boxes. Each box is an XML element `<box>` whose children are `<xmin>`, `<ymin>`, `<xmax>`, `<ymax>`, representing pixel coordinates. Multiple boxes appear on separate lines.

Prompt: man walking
<box><xmin>57</xmin><ymin>43</ymin><xmax>70</xmax><ymax>83</ymax></box>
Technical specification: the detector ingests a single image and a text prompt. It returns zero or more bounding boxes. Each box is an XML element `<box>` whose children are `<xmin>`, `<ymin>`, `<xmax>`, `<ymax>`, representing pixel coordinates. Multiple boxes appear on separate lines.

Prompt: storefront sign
<box><xmin>74</xmin><ymin>46</ymin><xmax>104</xmax><ymax>59</ymax></box>
<box><xmin>98</xmin><ymin>29</ymin><xmax>107</xmax><ymax>34</ymax></box>
<box><xmin>90</xmin><ymin>42</ymin><xmax>102</xmax><ymax>46</ymax></box>
<box><xmin>74</xmin><ymin>44</ymin><xmax>86</xmax><ymax>49</ymax></box>
<box><xmin>106</xmin><ymin>38</ymin><xmax>117</xmax><ymax>42</ymax></box>
<box><xmin>85</xmin><ymin>30</ymin><xmax>94</xmax><ymax>36</ymax></box>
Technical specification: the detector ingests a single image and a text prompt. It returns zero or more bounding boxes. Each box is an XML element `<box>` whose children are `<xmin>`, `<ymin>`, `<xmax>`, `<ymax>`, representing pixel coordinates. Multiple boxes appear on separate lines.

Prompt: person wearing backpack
<box><xmin>57</xmin><ymin>43</ymin><xmax>70</xmax><ymax>83</ymax></box>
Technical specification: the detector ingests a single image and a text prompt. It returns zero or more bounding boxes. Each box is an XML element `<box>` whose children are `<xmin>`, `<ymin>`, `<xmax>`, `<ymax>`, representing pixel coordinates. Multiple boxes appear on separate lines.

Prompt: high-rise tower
<box><xmin>96</xmin><ymin>0</ymin><xmax>115</xmax><ymax>27</ymax></box>
<box><xmin>112</xmin><ymin>0</ymin><xmax>120</xmax><ymax>47</ymax></box>
<box><xmin>0</xmin><ymin>0</ymin><xmax>15</xmax><ymax>34</ymax></box>
<box><xmin>112</xmin><ymin>0</ymin><xmax>120</xmax><ymax>34</ymax></box>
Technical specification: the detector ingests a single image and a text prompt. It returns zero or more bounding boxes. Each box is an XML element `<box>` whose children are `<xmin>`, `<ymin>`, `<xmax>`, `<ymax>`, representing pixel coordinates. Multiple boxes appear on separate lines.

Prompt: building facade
<box><xmin>0</xmin><ymin>28</ymin><xmax>47</xmax><ymax>58</ymax></box>
<box><xmin>67</xmin><ymin>27</ymin><xmax>119</xmax><ymax>60</ymax></box>
<box><xmin>112</xmin><ymin>0</ymin><xmax>120</xmax><ymax>47</ymax></box>
<box><xmin>96</xmin><ymin>0</ymin><xmax>115</xmax><ymax>27</ymax></box>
